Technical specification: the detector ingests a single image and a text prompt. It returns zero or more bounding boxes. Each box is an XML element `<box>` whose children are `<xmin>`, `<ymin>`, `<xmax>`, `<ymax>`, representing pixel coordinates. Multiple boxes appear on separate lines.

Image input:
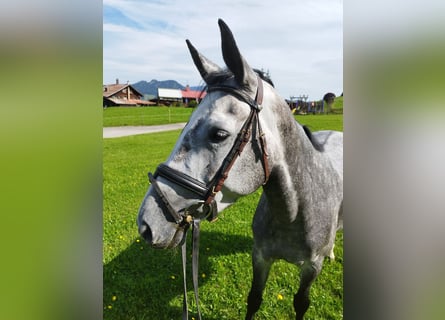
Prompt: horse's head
<box><xmin>137</xmin><ymin>19</ymin><xmax>277</xmax><ymax>248</ymax></box>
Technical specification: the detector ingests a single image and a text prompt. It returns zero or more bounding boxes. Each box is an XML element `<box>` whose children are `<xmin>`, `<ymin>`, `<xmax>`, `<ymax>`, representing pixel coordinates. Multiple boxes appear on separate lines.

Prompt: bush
<box><xmin>187</xmin><ymin>100</ymin><xmax>198</xmax><ymax>108</ymax></box>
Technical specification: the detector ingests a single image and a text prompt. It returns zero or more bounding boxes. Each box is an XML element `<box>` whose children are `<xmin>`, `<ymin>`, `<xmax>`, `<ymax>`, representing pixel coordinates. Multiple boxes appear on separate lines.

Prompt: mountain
<box><xmin>190</xmin><ymin>85</ymin><xmax>206</xmax><ymax>91</ymax></box>
<box><xmin>132</xmin><ymin>79</ymin><xmax>185</xmax><ymax>96</ymax></box>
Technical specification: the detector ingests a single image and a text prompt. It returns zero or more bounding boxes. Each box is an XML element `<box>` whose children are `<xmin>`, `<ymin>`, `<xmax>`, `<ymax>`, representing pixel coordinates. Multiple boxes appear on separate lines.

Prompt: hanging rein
<box><xmin>147</xmin><ymin>74</ymin><xmax>269</xmax><ymax>320</ymax></box>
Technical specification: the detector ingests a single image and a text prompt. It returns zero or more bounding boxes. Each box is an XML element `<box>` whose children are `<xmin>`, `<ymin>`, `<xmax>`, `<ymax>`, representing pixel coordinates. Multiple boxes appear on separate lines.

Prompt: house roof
<box><xmin>103</xmin><ymin>83</ymin><xmax>144</xmax><ymax>98</ymax></box>
<box><xmin>181</xmin><ymin>86</ymin><xmax>206</xmax><ymax>99</ymax></box>
<box><xmin>103</xmin><ymin>84</ymin><xmax>127</xmax><ymax>97</ymax></box>
<box><xmin>104</xmin><ymin>84</ymin><xmax>206</xmax><ymax>102</ymax></box>
<box><xmin>104</xmin><ymin>96</ymin><xmax>155</xmax><ymax>106</ymax></box>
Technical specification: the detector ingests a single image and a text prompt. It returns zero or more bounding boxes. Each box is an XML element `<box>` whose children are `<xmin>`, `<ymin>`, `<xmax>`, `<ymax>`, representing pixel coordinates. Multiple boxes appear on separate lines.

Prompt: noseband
<box><xmin>147</xmin><ymin>74</ymin><xmax>269</xmax><ymax>320</ymax></box>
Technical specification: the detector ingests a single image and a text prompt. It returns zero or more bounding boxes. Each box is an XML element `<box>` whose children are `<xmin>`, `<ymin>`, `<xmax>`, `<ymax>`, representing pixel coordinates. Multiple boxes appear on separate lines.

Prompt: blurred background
<box><xmin>0</xmin><ymin>1</ymin><xmax>102</xmax><ymax>320</ymax></box>
<box><xmin>345</xmin><ymin>1</ymin><xmax>445</xmax><ymax>319</ymax></box>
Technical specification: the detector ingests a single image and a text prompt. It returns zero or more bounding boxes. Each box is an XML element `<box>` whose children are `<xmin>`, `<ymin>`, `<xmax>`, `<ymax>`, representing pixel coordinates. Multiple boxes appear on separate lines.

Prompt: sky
<box><xmin>103</xmin><ymin>0</ymin><xmax>342</xmax><ymax>101</ymax></box>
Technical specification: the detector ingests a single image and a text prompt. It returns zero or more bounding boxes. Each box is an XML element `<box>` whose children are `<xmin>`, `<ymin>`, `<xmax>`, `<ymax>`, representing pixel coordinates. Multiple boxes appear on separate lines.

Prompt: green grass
<box><xmin>103</xmin><ymin>115</ymin><xmax>343</xmax><ymax>319</ymax></box>
<box><xmin>103</xmin><ymin>106</ymin><xmax>195</xmax><ymax>127</ymax></box>
<box><xmin>332</xmin><ymin>96</ymin><xmax>343</xmax><ymax>114</ymax></box>
<box><xmin>295</xmin><ymin>114</ymin><xmax>343</xmax><ymax>132</ymax></box>
<box><xmin>103</xmin><ymin>96</ymin><xmax>343</xmax><ymax>127</ymax></box>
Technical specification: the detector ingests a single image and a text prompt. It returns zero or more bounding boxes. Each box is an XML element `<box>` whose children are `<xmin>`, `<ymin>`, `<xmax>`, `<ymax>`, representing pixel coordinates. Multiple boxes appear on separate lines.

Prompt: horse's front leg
<box><xmin>245</xmin><ymin>246</ymin><xmax>273</xmax><ymax>320</ymax></box>
<box><xmin>293</xmin><ymin>259</ymin><xmax>323</xmax><ymax>320</ymax></box>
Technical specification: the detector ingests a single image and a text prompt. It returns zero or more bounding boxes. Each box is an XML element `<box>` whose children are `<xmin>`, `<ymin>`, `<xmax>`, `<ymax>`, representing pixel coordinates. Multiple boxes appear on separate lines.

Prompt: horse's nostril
<box><xmin>139</xmin><ymin>222</ymin><xmax>153</xmax><ymax>244</ymax></box>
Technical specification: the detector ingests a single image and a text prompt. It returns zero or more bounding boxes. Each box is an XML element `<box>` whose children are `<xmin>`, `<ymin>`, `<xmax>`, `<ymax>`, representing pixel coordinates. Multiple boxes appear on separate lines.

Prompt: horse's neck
<box><xmin>262</xmin><ymin>101</ymin><xmax>324</xmax><ymax>221</ymax></box>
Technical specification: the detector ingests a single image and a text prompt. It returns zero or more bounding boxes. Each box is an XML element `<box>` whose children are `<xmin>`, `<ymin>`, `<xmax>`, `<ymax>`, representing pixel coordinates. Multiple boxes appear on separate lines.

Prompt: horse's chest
<box><xmin>255</xmin><ymin>216</ymin><xmax>311</xmax><ymax>264</ymax></box>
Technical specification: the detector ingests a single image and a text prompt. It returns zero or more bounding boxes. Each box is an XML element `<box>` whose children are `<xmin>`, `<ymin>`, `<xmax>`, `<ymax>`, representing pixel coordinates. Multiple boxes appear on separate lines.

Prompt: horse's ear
<box><xmin>186</xmin><ymin>39</ymin><xmax>222</xmax><ymax>84</ymax></box>
<box><xmin>218</xmin><ymin>19</ymin><xmax>256</xmax><ymax>90</ymax></box>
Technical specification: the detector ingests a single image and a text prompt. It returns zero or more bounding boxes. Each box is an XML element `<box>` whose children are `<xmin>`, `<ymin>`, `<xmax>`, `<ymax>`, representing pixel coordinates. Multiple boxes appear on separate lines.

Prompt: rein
<box><xmin>147</xmin><ymin>74</ymin><xmax>269</xmax><ymax>319</ymax></box>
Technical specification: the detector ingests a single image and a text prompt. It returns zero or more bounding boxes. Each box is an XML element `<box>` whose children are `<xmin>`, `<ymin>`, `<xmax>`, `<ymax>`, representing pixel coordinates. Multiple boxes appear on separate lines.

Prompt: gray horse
<box><xmin>137</xmin><ymin>19</ymin><xmax>343</xmax><ymax>320</ymax></box>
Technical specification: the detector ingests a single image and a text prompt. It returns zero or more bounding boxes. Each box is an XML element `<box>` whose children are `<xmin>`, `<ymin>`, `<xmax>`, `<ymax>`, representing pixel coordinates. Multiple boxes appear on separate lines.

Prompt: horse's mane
<box><xmin>252</xmin><ymin>71</ymin><xmax>322</xmax><ymax>152</ymax></box>
<box><xmin>302</xmin><ymin>125</ymin><xmax>324</xmax><ymax>152</ymax></box>
<box><xmin>253</xmin><ymin>69</ymin><xmax>274</xmax><ymax>87</ymax></box>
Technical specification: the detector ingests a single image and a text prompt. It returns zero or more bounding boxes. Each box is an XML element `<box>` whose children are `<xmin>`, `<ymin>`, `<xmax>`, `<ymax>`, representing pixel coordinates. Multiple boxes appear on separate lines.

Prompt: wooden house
<box><xmin>103</xmin><ymin>79</ymin><xmax>154</xmax><ymax>107</ymax></box>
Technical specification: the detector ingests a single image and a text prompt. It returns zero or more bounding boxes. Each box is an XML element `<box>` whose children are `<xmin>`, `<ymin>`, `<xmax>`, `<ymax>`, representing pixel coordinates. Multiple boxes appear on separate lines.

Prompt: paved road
<box><xmin>103</xmin><ymin>122</ymin><xmax>187</xmax><ymax>138</ymax></box>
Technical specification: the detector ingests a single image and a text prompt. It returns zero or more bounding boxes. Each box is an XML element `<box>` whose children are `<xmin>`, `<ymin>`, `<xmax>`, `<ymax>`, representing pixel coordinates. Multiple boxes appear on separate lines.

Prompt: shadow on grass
<box><xmin>104</xmin><ymin>230</ymin><xmax>253</xmax><ymax>320</ymax></box>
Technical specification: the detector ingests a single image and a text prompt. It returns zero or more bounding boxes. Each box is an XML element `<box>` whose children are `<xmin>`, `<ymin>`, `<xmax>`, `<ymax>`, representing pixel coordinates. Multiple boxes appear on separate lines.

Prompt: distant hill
<box><xmin>190</xmin><ymin>85</ymin><xmax>206</xmax><ymax>91</ymax></box>
<box><xmin>132</xmin><ymin>79</ymin><xmax>185</xmax><ymax>96</ymax></box>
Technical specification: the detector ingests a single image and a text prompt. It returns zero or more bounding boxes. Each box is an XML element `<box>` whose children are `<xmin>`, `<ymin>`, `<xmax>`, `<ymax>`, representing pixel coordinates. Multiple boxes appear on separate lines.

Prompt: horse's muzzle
<box><xmin>138</xmin><ymin>221</ymin><xmax>153</xmax><ymax>244</ymax></box>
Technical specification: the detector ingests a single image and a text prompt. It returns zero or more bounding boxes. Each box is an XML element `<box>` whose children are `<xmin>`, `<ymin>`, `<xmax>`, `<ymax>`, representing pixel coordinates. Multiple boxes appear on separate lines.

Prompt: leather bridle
<box><xmin>147</xmin><ymin>74</ymin><xmax>269</xmax><ymax>319</ymax></box>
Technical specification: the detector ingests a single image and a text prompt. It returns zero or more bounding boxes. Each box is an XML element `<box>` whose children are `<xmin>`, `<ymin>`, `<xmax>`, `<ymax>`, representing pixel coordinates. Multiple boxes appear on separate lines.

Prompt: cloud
<box><xmin>103</xmin><ymin>5</ymin><xmax>144</xmax><ymax>30</ymax></box>
<box><xmin>103</xmin><ymin>0</ymin><xmax>343</xmax><ymax>100</ymax></box>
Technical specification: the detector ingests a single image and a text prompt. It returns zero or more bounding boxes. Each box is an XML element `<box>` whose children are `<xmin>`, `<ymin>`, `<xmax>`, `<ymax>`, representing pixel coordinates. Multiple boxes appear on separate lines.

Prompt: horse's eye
<box><xmin>209</xmin><ymin>128</ymin><xmax>229</xmax><ymax>143</ymax></box>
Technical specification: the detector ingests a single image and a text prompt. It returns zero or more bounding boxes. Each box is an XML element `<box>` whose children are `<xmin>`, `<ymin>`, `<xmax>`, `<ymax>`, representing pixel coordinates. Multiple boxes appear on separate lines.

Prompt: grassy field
<box><xmin>103</xmin><ymin>106</ymin><xmax>194</xmax><ymax>127</ymax></box>
<box><xmin>332</xmin><ymin>96</ymin><xmax>343</xmax><ymax>113</ymax></box>
<box><xmin>103</xmin><ymin>95</ymin><xmax>342</xmax><ymax>127</ymax></box>
<box><xmin>295</xmin><ymin>114</ymin><xmax>343</xmax><ymax>132</ymax></box>
<box><xmin>103</xmin><ymin>115</ymin><xmax>343</xmax><ymax>319</ymax></box>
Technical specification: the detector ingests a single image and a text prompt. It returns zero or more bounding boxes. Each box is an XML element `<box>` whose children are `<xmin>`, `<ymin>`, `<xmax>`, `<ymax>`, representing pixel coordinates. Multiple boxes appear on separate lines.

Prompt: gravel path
<box><xmin>103</xmin><ymin>123</ymin><xmax>187</xmax><ymax>138</ymax></box>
